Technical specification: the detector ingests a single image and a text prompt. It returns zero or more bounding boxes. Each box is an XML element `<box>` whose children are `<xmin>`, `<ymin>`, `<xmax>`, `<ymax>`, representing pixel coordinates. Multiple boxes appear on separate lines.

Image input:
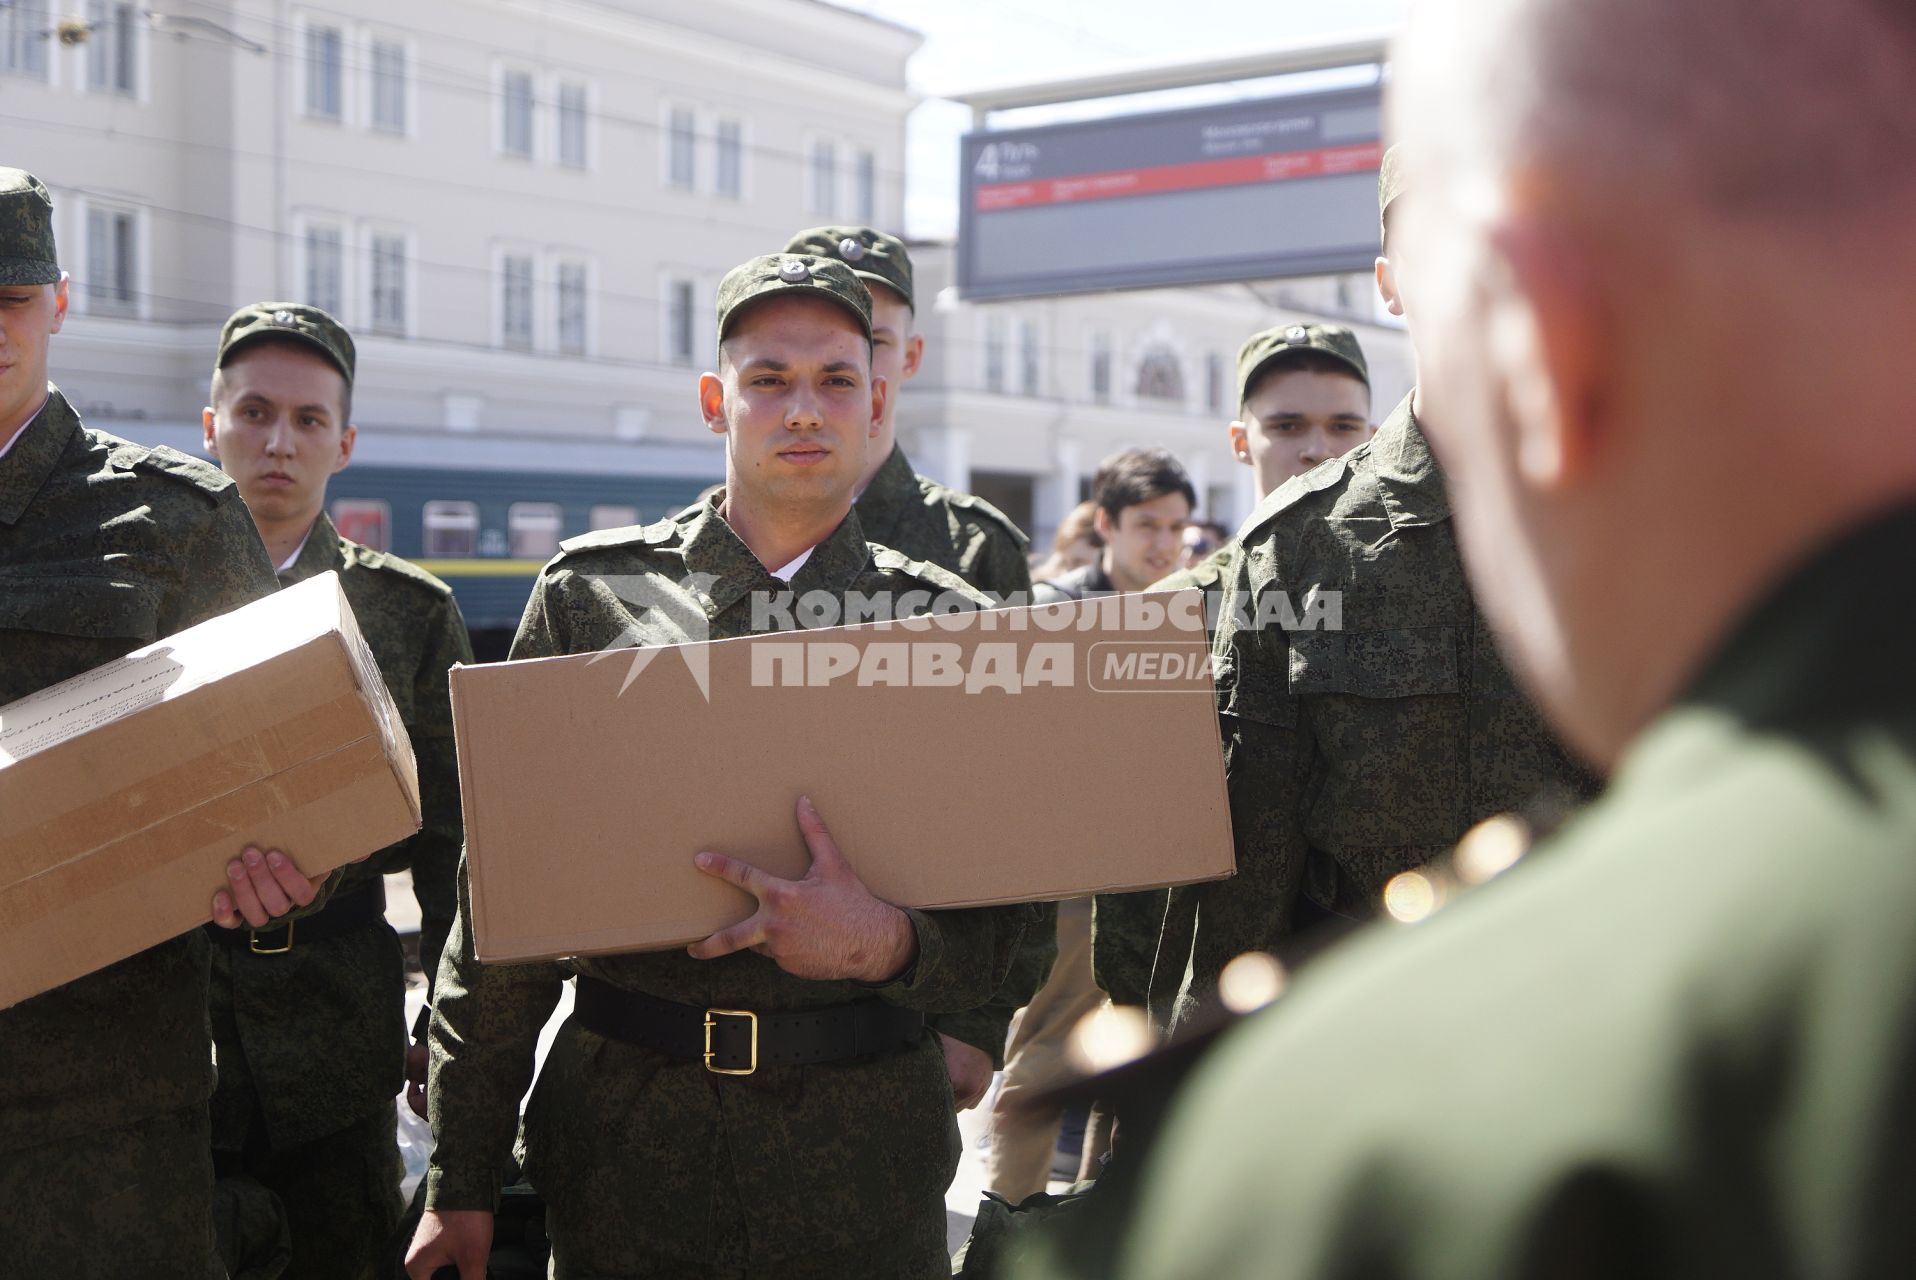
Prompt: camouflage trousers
<box><xmin>0</xmin><ymin>1101</ymin><xmax>224</xmax><ymax>1280</ymax></box>
<box><xmin>538</xmin><ymin>1125</ymin><xmax>953</xmax><ymax>1280</ymax></box>
<box><xmin>213</xmin><ymin>1103</ymin><xmax>404</xmax><ymax>1280</ymax></box>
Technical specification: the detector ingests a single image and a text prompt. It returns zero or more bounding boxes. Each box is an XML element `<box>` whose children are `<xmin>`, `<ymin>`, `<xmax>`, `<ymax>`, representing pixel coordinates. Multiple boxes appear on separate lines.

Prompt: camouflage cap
<box><xmin>216</xmin><ymin>302</ymin><xmax>356</xmax><ymax>386</ymax></box>
<box><xmin>1237</xmin><ymin>323</ymin><xmax>1370</xmax><ymax>406</ymax></box>
<box><xmin>783</xmin><ymin>226</ymin><xmax>914</xmax><ymax>311</ymax></box>
<box><xmin>1379</xmin><ymin>144</ymin><xmax>1406</xmax><ymax>233</ymax></box>
<box><xmin>715</xmin><ymin>253</ymin><xmax>873</xmax><ymax>348</ymax></box>
<box><xmin>0</xmin><ymin>168</ymin><xmax>60</xmax><ymax>286</ymax></box>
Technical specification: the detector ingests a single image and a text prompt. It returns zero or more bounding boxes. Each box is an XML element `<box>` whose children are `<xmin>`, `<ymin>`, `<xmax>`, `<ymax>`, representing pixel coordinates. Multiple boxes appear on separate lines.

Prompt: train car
<box><xmin>326</xmin><ymin>463</ymin><xmax>715</xmax><ymax>660</ymax></box>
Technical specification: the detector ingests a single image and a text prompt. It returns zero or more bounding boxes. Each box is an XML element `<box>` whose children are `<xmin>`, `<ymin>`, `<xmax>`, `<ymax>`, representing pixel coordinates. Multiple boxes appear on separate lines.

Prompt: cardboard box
<box><xmin>452</xmin><ymin>592</ymin><xmax>1233</xmax><ymax>962</ymax></box>
<box><xmin>0</xmin><ymin>571</ymin><xmax>421</xmax><ymax>1008</ymax></box>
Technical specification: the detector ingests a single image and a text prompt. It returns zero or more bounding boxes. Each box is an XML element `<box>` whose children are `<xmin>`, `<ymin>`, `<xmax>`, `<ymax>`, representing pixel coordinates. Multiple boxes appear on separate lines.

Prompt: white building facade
<box><xmin>2</xmin><ymin>0</ymin><xmax>1408</xmax><ymax>629</ymax></box>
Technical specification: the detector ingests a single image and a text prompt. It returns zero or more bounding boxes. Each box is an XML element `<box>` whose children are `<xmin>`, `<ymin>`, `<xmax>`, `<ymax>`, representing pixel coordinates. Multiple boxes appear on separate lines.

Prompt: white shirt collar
<box><xmin>276</xmin><ymin>526</ymin><xmax>315</xmax><ymax>574</ymax></box>
<box><xmin>769</xmin><ymin>545</ymin><xmax>815</xmax><ymax>582</ymax></box>
<box><xmin>0</xmin><ymin>391</ymin><xmax>50</xmax><ymax>462</ymax></box>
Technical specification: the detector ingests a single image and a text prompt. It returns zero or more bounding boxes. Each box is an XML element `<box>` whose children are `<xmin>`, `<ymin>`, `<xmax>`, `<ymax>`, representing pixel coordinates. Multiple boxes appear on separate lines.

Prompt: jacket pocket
<box><xmin>1288</xmin><ymin>626</ymin><xmax>1462</xmax><ymax>699</ymax></box>
<box><xmin>0</xmin><ymin>574</ymin><xmax>162</xmax><ymax>642</ymax></box>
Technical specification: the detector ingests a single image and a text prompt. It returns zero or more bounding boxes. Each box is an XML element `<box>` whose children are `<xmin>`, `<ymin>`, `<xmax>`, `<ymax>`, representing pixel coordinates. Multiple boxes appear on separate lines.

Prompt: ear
<box><xmin>1093</xmin><ymin>506</ymin><xmax>1116</xmax><ymax>543</ymax></box>
<box><xmin>332</xmin><ymin>423</ymin><xmax>357</xmax><ymax>473</ymax></box>
<box><xmin>50</xmin><ymin>274</ymin><xmax>70</xmax><ymax>333</ymax></box>
<box><xmin>699</xmin><ymin>372</ymin><xmax>727</xmax><ymax>436</ymax></box>
<box><xmin>1375</xmin><ymin>255</ymin><xmax>1404</xmax><ymax>317</ymax></box>
<box><xmin>869</xmin><ymin>373</ymin><xmax>888</xmax><ymax>438</ymax></box>
<box><xmin>1488</xmin><ymin>219</ymin><xmax>1606</xmax><ymax>492</ymax></box>
<box><xmin>201</xmin><ymin>406</ymin><xmax>218</xmax><ymax>456</ymax></box>
<box><xmin>1228</xmin><ymin>421</ymin><xmax>1252</xmax><ymax>465</ymax></box>
<box><xmin>901</xmin><ymin>333</ymin><xmax>925</xmax><ymax>382</ymax></box>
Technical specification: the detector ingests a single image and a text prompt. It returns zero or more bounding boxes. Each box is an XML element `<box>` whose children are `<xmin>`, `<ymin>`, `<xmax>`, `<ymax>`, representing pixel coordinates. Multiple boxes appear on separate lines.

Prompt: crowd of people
<box><xmin>5</xmin><ymin>0</ymin><xmax>1916</xmax><ymax>1276</ymax></box>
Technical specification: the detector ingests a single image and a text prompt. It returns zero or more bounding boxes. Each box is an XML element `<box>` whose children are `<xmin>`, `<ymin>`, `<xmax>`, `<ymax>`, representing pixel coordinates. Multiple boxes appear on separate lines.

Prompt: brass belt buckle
<box><xmin>249</xmin><ymin>920</ymin><xmax>295</xmax><ymax>955</ymax></box>
<box><xmin>703</xmin><ymin>1008</ymin><xmax>758</xmax><ymax>1076</ymax></box>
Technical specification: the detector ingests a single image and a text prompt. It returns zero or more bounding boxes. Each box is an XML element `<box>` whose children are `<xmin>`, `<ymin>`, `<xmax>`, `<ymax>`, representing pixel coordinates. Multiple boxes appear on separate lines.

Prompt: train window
<box><xmin>589</xmin><ymin>504</ymin><xmax>639</xmax><ymax>531</ymax></box>
<box><xmin>509</xmin><ymin>502</ymin><xmax>564</xmax><ymax>559</ymax></box>
<box><xmin>331</xmin><ymin>499</ymin><xmax>392</xmax><ymax>552</ymax></box>
<box><xmin>424</xmin><ymin>500</ymin><xmax>480</xmax><ymax>558</ymax></box>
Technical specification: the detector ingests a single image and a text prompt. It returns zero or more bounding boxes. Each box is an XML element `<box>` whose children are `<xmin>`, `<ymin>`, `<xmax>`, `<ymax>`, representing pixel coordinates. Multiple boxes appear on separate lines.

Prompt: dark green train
<box><xmin>324</xmin><ymin>463</ymin><xmax>715</xmax><ymax>660</ymax></box>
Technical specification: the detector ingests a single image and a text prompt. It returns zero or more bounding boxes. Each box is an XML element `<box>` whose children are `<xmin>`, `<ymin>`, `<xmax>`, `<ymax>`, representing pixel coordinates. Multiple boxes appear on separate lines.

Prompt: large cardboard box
<box><xmin>0</xmin><ymin>571</ymin><xmax>421</xmax><ymax>1009</ymax></box>
<box><xmin>452</xmin><ymin>592</ymin><xmax>1233</xmax><ymax>963</ymax></box>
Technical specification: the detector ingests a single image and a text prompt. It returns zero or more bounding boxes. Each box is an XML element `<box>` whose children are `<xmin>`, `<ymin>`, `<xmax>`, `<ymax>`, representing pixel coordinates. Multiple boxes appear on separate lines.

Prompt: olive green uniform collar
<box><xmin>1633</xmin><ymin>497</ymin><xmax>1916</xmax><ymax>781</ymax></box>
<box><xmin>0</xmin><ymin>386</ymin><xmax>77</xmax><ymax>528</ymax></box>
<box><xmin>280</xmin><ymin>510</ymin><xmax>343</xmax><ymax>585</ymax></box>
<box><xmin>676</xmin><ymin>498</ymin><xmax>873</xmax><ymax>615</ymax></box>
<box><xmin>853</xmin><ymin>443</ymin><xmax>918</xmax><ymax>545</ymax></box>
<box><xmin>1369</xmin><ymin>393</ymin><xmax>1451</xmax><ymax>529</ymax></box>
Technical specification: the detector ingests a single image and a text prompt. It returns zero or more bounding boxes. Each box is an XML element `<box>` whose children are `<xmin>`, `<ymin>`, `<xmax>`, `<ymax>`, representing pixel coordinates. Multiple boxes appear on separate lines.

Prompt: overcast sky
<box><xmin>825</xmin><ymin>0</ymin><xmax>1411</xmax><ymax>237</ymax></box>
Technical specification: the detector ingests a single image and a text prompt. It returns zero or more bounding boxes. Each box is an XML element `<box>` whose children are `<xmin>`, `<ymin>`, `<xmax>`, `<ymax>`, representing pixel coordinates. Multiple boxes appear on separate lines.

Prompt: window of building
<box><xmin>666</xmin><ymin>278</ymin><xmax>695</xmax><ymax>365</ymax></box>
<box><xmin>423</xmin><ymin>501</ymin><xmax>479</xmax><ymax>558</ymax></box>
<box><xmin>590</xmin><ymin>504</ymin><xmax>639</xmax><ymax>531</ymax></box>
<box><xmin>854</xmin><ymin>149</ymin><xmax>876</xmax><ymax>223</ymax></box>
<box><xmin>1136</xmin><ymin>347</ymin><xmax>1186</xmax><ymax>403</ymax></box>
<box><xmin>305</xmin><ymin>24</ymin><xmax>343</xmax><ymax>120</ymax></box>
<box><xmin>1</xmin><ymin>1</ymin><xmax>49</xmax><ymax>78</ymax></box>
<box><xmin>85</xmin><ymin>207</ymin><xmax>138</xmax><ymax>317</ymax></box>
<box><xmin>508</xmin><ymin>502</ymin><xmax>563</xmax><ymax>559</ymax></box>
<box><xmin>558</xmin><ymin>82</ymin><xmax>589</xmax><ymax>169</ymax></box>
<box><xmin>499</xmin><ymin>253</ymin><xmax>535</xmax><ymax>349</ymax></box>
<box><xmin>1018</xmin><ymin>319</ymin><xmax>1040</xmax><ymax>396</ymax></box>
<box><xmin>667</xmin><ymin>107</ymin><xmax>696</xmax><ymax>189</ymax></box>
<box><xmin>1090</xmin><ymin>332</ymin><xmax>1112</xmax><ymax>404</ymax></box>
<box><xmin>715</xmin><ymin>119</ymin><xmax>743</xmax><ymax>198</ymax></box>
<box><xmin>984</xmin><ymin>314</ymin><xmax>1006</xmax><ymax>394</ymax></box>
<box><xmin>500</xmin><ymin>70</ymin><xmax>535</xmax><ymax>158</ymax></box>
<box><xmin>86</xmin><ymin>2</ymin><xmax>137</xmax><ymax>95</ymax></box>
<box><xmin>556</xmin><ymin>260</ymin><xmax>588</xmax><ymax>356</ymax></box>
<box><xmin>368</xmin><ymin>233</ymin><xmax>407</xmax><ymax>336</ymax></box>
<box><xmin>370</xmin><ymin>39</ymin><xmax>407</xmax><ymax>133</ymax></box>
<box><xmin>1205</xmin><ymin>351</ymin><xmax>1226</xmax><ymax>414</ymax></box>
<box><xmin>303</xmin><ymin>224</ymin><xmax>344</xmax><ymax>316</ymax></box>
<box><xmin>808</xmin><ymin>140</ymin><xmax>836</xmax><ymax>216</ymax></box>
<box><xmin>331</xmin><ymin>499</ymin><xmax>391</xmax><ymax>552</ymax></box>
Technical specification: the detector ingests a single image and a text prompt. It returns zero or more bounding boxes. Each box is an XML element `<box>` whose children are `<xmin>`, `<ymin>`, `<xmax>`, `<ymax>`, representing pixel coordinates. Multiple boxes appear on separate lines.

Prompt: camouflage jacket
<box><xmin>425</xmin><ymin>503</ymin><xmax>1037</xmax><ymax>1265</ymax></box>
<box><xmin>210</xmin><ymin>511</ymin><xmax>472</xmax><ymax>1151</ymax></box>
<box><xmin>1159</xmin><ymin>394</ymin><xmax>1589</xmax><ymax>1024</ymax></box>
<box><xmin>856</xmin><ymin>443</ymin><xmax>1032</xmax><ymax>602</ymax></box>
<box><xmin>0</xmin><ymin>388</ymin><xmax>277</xmax><ymax>1154</ymax></box>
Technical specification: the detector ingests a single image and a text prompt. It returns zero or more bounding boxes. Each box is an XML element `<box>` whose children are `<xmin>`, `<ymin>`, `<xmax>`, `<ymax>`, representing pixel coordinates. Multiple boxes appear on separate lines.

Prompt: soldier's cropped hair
<box><xmin>1415</xmin><ymin>0</ymin><xmax>1916</xmax><ymax>221</ymax></box>
<box><xmin>209</xmin><ymin>335</ymin><xmax>354</xmax><ymax>427</ymax></box>
<box><xmin>1091</xmin><ymin>447</ymin><xmax>1197</xmax><ymax>522</ymax></box>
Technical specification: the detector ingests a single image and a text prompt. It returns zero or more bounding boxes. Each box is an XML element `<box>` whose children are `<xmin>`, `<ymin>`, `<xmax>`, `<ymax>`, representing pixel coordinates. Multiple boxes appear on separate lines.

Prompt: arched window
<box><xmin>1135</xmin><ymin>347</ymin><xmax>1185</xmax><ymax>403</ymax></box>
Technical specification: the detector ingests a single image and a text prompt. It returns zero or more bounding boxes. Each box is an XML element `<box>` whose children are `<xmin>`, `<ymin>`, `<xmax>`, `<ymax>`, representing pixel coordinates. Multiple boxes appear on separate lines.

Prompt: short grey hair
<box><xmin>1396</xmin><ymin>0</ymin><xmax>1916</xmax><ymax>222</ymax></box>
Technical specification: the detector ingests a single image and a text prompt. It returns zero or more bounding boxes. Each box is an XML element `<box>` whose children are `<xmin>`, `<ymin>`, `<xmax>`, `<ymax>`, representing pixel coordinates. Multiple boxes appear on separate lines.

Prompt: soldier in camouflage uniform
<box><xmin>1151</xmin><ymin>153</ymin><xmax>1589</xmax><ymax>1029</ymax></box>
<box><xmin>783</xmin><ymin>225</ymin><xmax>1047</xmax><ymax>1112</ymax></box>
<box><xmin>407</xmin><ymin>254</ymin><xmax>1034</xmax><ymax>1280</ymax></box>
<box><xmin>1097</xmin><ymin>325</ymin><xmax>1378</xmax><ymax>1013</ymax></box>
<box><xmin>0</xmin><ymin>167</ymin><xmax>326</xmax><ymax>1279</ymax></box>
<box><xmin>201</xmin><ymin>303</ymin><xmax>473</xmax><ymax>1280</ymax></box>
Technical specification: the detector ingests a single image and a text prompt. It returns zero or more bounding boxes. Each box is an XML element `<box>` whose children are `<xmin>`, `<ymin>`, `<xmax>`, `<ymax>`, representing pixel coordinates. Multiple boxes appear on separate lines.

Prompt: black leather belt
<box><xmin>205</xmin><ymin>881</ymin><xmax>387</xmax><ymax>955</ymax></box>
<box><xmin>575</xmin><ymin>976</ymin><xmax>924</xmax><ymax>1077</ymax></box>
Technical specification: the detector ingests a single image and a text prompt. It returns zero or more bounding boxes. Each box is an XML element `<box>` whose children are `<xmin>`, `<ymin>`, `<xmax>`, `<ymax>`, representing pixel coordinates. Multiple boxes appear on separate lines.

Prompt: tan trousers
<box><xmin>984</xmin><ymin>897</ymin><xmax>1110</xmax><ymax>1201</ymax></box>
